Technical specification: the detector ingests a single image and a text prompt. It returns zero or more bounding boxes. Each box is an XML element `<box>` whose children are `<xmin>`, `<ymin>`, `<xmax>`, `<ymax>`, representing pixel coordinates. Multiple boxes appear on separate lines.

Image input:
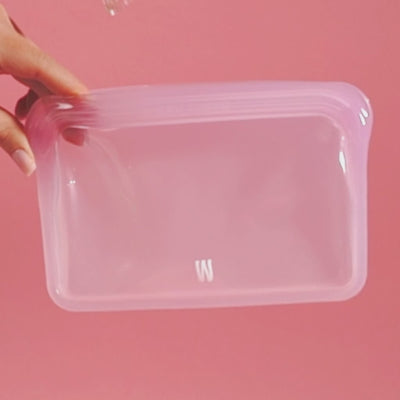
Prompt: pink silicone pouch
<box><xmin>26</xmin><ymin>81</ymin><xmax>372</xmax><ymax>311</ymax></box>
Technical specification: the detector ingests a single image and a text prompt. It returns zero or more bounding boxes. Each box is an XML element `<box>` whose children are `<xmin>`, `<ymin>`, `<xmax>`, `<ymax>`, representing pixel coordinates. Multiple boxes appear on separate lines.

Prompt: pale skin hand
<box><xmin>0</xmin><ymin>4</ymin><xmax>87</xmax><ymax>175</ymax></box>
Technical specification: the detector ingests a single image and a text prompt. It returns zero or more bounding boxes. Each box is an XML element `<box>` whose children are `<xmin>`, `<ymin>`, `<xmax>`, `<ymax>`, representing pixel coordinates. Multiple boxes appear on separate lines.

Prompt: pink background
<box><xmin>0</xmin><ymin>0</ymin><xmax>399</xmax><ymax>398</ymax></box>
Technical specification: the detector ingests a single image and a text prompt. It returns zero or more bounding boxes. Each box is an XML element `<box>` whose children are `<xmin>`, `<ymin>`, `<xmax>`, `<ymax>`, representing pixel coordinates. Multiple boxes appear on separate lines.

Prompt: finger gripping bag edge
<box><xmin>25</xmin><ymin>81</ymin><xmax>373</xmax><ymax>311</ymax></box>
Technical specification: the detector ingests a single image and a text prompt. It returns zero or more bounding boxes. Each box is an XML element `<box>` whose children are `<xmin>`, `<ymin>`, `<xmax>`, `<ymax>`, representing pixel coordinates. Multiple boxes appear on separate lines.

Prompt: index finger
<box><xmin>1</xmin><ymin>34</ymin><xmax>88</xmax><ymax>96</ymax></box>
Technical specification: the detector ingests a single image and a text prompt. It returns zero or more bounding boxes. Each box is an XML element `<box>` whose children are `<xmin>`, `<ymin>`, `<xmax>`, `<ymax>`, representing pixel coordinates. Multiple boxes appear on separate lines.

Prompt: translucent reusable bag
<box><xmin>26</xmin><ymin>81</ymin><xmax>372</xmax><ymax>311</ymax></box>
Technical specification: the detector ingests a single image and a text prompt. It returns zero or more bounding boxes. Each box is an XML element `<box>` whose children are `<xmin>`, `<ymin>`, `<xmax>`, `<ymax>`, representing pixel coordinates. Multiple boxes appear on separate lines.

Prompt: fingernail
<box><xmin>71</xmin><ymin>83</ymin><xmax>89</xmax><ymax>96</ymax></box>
<box><xmin>12</xmin><ymin>149</ymin><xmax>36</xmax><ymax>176</ymax></box>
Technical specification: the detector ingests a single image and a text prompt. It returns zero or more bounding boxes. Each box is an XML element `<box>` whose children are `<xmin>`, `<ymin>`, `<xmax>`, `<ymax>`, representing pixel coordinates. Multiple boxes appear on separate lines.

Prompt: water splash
<box><xmin>103</xmin><ymin>0</ymin><xmax>132</xmax><ymax>16</ymax></box>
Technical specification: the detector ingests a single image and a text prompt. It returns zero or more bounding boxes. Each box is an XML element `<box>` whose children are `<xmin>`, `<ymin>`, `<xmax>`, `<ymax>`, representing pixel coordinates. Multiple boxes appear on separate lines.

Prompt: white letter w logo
<box><xmin>195</xmin><ymin>259</ymin><xmax>214</xmax><ymax>283</ymax></box>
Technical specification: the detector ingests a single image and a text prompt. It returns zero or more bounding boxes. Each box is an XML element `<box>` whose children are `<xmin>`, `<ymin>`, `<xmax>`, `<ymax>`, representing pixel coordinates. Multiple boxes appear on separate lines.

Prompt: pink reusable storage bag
<box><xmin>26</xmin><ymin>81</ymin><xmax>372</xmax><ymax>311</ymax></box>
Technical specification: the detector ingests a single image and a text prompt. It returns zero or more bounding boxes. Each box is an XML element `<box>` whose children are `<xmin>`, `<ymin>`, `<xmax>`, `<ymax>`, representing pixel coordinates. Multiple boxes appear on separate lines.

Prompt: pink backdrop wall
<box><xmin>0</xmin><ymin>0</ymin><xmax>399</xmax><ymax>398</ymax></box>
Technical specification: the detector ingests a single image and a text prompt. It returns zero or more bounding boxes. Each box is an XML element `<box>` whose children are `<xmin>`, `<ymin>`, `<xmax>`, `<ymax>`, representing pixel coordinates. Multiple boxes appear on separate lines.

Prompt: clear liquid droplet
<box><xmin>103</xmin><ymin>0</ymin><xmax>132</xmax><ymax>16</ymax></box>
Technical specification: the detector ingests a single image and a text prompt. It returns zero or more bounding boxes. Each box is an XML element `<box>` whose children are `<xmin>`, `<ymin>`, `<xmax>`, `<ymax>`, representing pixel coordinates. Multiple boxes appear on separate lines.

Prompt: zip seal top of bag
<box><xmin>27</xmin><ymin>81</ymin><xmax>373</xmax><ymax>147</ymax></box>
<box><xmin>103</xmin><ymin>0</ymin><xmax>132</xmax><ymax>16</ymax></box>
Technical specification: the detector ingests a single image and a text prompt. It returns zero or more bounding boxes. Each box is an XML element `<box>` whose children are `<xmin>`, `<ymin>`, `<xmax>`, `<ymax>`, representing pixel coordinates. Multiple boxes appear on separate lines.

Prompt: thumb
<box><xmin>0</xmin><ymin>107</ymin><xmax>36</xmax><ymax>176</ymax></box>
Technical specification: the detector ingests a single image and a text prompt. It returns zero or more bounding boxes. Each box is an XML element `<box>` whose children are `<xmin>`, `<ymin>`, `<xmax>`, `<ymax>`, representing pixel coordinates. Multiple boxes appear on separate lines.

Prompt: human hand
<box><xmin>0</xmin><ymin>4</ymin><xmax>87</xmax><ymax>176</ymax></box>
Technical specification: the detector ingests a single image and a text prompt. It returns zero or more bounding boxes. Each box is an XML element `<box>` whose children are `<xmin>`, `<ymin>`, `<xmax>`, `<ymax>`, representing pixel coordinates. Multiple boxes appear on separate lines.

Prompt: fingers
<box><xmin>0</xmin><ymin>5</ymin><xmax>88</xmax><ymax>176</ymax></box>
<box><xmin>0</xmin><ymin>7</ymin><xmax>87</xmax><ymax>97</ymax></box>
<box><xmin>0</xmin><ymin>106</ymin><xmax>35</xmax><ymax>176</ymax></box>
<box><xmin>0</xmin><ymin>35</ymin><xmax>87</xmax><ymax>95</ymax></box>
<box><xmin>0</xmin><ymin>35</ymin><xmax>88</xmax><ymax>96</ymax></box>
<box><xmin>15</xmin><ymin>77</ymin><xmax>52</xmax><ymax>97</ymax></box>
<box><xmin>26</xmin><ymin>44</ymin><xmax>88</xmax><ymax>96</ymax></box>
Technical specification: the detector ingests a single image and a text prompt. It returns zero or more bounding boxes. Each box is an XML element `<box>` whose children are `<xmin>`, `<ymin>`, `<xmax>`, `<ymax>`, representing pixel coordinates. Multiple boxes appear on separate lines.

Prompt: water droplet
<box><xmin>103</xmin><ymin>0</ymin><xmax>132</xmax><ymax>15</ymax></box>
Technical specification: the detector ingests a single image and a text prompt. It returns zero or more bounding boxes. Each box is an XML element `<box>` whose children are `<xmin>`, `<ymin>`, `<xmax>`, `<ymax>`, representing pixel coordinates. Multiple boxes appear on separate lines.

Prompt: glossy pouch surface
<box><xmin>26</xmin><ymin>82</ymin><xmax>372</xmax><ymax>311</ymax></box>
